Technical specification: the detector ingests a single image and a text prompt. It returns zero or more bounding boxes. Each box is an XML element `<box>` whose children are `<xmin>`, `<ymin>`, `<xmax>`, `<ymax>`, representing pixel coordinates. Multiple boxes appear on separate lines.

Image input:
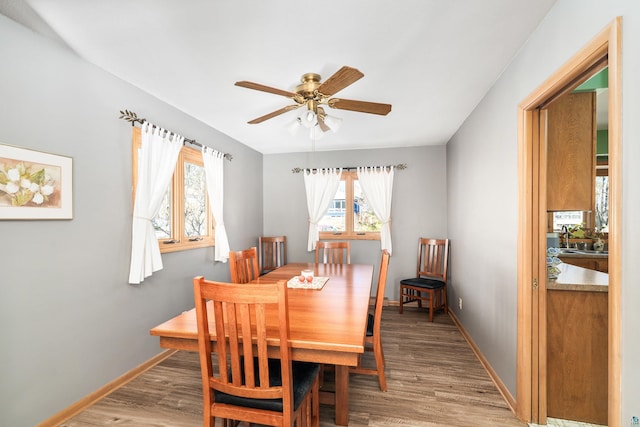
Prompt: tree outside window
<box><xmin>595</xmin><ymin>175</ymin><xmax>608</xmax><ymax>232</ymax></box>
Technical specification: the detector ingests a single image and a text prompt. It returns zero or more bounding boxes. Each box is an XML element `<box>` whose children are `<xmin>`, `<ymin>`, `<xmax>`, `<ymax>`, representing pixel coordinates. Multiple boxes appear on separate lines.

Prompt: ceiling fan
<box><xmin>234</xmin><ymin>66</ymin><xmax>392</xmax><ymax>134</ymax></box>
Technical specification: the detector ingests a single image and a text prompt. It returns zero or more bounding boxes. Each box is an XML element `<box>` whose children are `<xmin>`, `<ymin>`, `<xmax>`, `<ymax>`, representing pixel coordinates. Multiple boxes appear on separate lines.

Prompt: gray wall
<box><xmin>3</xmin><ymin>0</ymin><xmax>640</xmax><ymax>425</ymax></box>
<box><xmin>0</xmin><ymin>15</ymin><xmax>263</xmax><ymax>426</ymax></box>
<box><xmin>447</xmin><ymin>0</ymin><xmax>640</xmax><ymax>421</ymax></box>
<box><xmin>262</xmin><ymin>146</ymin><xmax>448</xmax><ymax>300</ymax></box>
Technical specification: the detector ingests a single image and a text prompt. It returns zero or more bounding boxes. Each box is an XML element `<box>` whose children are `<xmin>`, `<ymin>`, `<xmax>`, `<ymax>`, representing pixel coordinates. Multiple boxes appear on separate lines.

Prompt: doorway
<box><xmin>515</xmin><ymin>18</ymin><xmax>621</xmax><ymax>426</ymax></box>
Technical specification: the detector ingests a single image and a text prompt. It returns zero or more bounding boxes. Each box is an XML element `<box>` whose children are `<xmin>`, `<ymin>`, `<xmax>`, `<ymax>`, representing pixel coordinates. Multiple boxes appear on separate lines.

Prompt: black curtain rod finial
<box><xmin>119</xmin><ymin>109</ymin><xmax>145</xmax><ymax>125</ymax></box>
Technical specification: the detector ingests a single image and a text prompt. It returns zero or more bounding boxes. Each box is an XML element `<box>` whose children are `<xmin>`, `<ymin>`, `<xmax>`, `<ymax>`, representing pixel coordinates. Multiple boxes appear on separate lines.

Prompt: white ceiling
<box><xmin>1</xmin><ymin>0</ymin><xmax>557</xmax><ymax>154</ymax></box>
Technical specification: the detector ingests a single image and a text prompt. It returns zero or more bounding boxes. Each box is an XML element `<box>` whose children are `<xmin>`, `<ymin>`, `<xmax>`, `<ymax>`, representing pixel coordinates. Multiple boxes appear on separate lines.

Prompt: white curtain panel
<box><xmin>129</xmin><ymin>123</ymin><xmax>183</xmax><ymax>284</ymax></box>
<box><xmin>202</xmin><ymin>147</ymin><xmax>230</xmax><ymax>262</ymax></box>
<box><xmin>357</xmin><ymin>166</ymin><xmax>394</xmax><ymax>254</ymax></box>
<box><xmin>303</xmin><ymin>168</ymin><xmax>342</xmax><ymax>251</ymax></box>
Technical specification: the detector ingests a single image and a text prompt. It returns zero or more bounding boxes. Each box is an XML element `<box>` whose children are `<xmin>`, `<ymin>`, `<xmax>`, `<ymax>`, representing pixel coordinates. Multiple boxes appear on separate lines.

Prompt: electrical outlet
<box><xmin>458</xmin><ymin>297</ymin><xmax>463</xmax><ymax>310</ymax></box>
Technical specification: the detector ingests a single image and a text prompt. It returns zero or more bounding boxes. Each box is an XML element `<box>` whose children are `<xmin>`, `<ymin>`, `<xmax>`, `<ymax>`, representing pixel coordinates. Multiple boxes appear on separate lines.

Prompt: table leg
<box><xmin>335</xmin><ymin>365</ymin><xmax>349</xmax><ymax>426</ymax></box>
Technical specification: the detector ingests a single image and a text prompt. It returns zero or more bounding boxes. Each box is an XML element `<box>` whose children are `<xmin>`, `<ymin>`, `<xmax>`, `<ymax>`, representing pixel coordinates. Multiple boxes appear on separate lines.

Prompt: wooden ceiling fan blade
<box><xmin>316</xmin><ymin>66</ymin><xmax>364</xmax><ymax>96</ymax></box>
<box><xmin>247</xmin><ymin>105</ymin><xmax>300</xmax><ymax>124</ymax></box>
<box><xmin>317</xmin><ymin>108</ymin><xmax>330</xmax><ymax>132</ymax></box>
<box><xmin>235</xmin><ymin>81</ymin><xmax>298</xmax><ymax>98</ymax></box>
<box><xmin>328</xmin><ymin>98</ymin><xmax>392</xmax><ymax>115</ymax></box>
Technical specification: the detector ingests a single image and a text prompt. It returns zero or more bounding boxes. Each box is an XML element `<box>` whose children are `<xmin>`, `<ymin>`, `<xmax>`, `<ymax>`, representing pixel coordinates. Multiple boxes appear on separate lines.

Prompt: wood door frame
<box><xmin>516</xmin><ymin>18</ymin><xmax>621</xmax><ymax>426</ymax></box>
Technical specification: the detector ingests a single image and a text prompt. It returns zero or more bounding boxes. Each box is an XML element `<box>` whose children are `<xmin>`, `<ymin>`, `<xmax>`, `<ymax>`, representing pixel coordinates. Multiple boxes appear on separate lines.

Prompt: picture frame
<box><xmin>0</xmin><ymin>144</ymin><xmax>73</xmax><ymax>219</ymax></box>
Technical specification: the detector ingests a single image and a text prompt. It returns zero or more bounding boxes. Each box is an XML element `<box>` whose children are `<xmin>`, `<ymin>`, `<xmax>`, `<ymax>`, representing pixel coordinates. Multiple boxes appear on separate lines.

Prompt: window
<box><xmin>551</xmin><ymin>173</ymin><xmax>609</xmax><ymax>233</ymax></box>
<box><xmin>595</xmin><ymin>175</ymin><xmax>609</xmax><ymax>232</ymax></box>
<box><xmin>552</xmin><ymin>211</ymin><xmax>584</xmax><ymax>232</ymax></box>
<box><xmin>132</xmin><ymin>128</ymin><xmax>214</xmax><ymax>253</ymax></box>
<box><xmin>318</xmin><ymin>171</ymin><xmax>381</xmax><ymax>240</ymax></box>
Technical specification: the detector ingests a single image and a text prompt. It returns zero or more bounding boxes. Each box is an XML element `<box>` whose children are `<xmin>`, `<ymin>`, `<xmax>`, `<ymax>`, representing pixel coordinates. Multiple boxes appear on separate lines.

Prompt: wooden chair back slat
<box><xmin>417</xmin><ymin>238</ymin><xmax>449</xmax><ymax>282</ymax></box>
<box><xmin>229</xmin><ymin>247</ymin><xmax>260</xmax><ymax>283</ymax></box>
<box><xmin>315</xmin><ymin>241</ymin><xmax>351</xmax><ymax>264</ymax></box>
<box><xmin>258</xmin><ymin>236</ymin><xmax>287</xmax><ymax>275</ymax></box>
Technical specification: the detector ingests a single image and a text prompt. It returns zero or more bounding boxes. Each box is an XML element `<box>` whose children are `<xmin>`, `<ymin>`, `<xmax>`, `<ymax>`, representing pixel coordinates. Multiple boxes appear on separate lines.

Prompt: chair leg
<box><xmin>428</xmin><ymin>287</ymin><xmax>448</xmax><ymax>322</ymax></box>
<box><xmin>442</xmin><ymin>287</ymin><xmax>448</xmax><ymax>314</ymax></box>
<box><xmin>311</xmin><ymin>373</ymin><xmax>320</xmax><ymax>426</ymax></box>
<box><xmin>373</xmin><ymin>342</ymin><xmax>387</xmax><ymax>392</ymax></box>
<box><xmin>402</xmin><ymin>286</ymin><xmax>447</xmax><ymax>322</ymax></box>
<box><xmin>351</xmin><ymin>340</ymin><xmax>387</xmax><ymax>392</ymax></box>
<box><xmin>318</xmin><ymin>364</ymin><xmax>324</xmax><ymax>388</ymax></box>
<box><xmin>296</xmin><ymin>398</ymin><xmax>305</xmax><ymax>427</ymax></box>
<box><xmin>400</xmin><ymin>286</ymin><xmax>421</xmax><ymax>313</ymax></box>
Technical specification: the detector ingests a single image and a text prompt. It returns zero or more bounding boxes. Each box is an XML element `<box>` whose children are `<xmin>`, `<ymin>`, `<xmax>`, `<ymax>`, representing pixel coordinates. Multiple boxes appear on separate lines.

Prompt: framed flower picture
<box><xmin>0</xmin><ymin>144</ymin><xmax>73</xmax><ymax>219</ymax></box>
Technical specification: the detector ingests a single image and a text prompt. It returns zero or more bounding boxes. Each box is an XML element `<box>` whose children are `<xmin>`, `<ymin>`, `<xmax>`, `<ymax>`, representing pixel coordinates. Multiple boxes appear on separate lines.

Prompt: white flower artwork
<box><xmin>0</xmin><ymin>144</ymin><xmax>73</xmax><ymax>220</ymax></box>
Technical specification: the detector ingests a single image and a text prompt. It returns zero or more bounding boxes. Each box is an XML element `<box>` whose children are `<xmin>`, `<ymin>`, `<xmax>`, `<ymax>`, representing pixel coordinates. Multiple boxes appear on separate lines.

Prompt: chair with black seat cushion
<box><xmin>315</xmin><ymin>241</ymin><xmax>350</xmax><ymax>264</ymax></box>
<box><xmin>350</xmin><ymin>249</ymin><xmax>390</xmax><ymax>391</ymax></box>
<box><xmin>193</xmin><ymin>276</ymin><xmax>320</xmax><ymax>427</ymax></box>
<box><xmin>399</xmin><ymin>238</ymin><xmax>450</xmax><ymax>322</ymax></box>
<box><xmin>258</xmin><ymin>236</ymin><xmax>287</xmax><ymax>275</ymax></box>
<box><xmin>229</xmin><ymin>246</ymin><xmax>260</xmax><ymax>284</ymax></box>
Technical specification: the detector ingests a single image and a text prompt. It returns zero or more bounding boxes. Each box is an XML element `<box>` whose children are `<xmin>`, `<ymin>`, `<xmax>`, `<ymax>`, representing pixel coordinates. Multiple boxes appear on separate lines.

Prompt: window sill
<box><xmin>318</xmin><ymin>233</ymin><xmax>380</xmax><ymax>241</ymax></box>
<box><xmin>159</xmin><ymin>239</ymin><xmax>214</xmax><ymax>253</ymax></box>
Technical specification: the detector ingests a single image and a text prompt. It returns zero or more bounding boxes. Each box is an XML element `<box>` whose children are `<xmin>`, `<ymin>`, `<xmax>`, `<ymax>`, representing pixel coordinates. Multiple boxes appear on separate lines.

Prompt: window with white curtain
<box><xmin>132</xmin><ymin>127</ymin><xmax>214</xmax><ymax>253</ymax></box>
<box><xmin>318</xmin><ymin>171</ymin><xmax>381</xmax><ymax>240</ymax></box>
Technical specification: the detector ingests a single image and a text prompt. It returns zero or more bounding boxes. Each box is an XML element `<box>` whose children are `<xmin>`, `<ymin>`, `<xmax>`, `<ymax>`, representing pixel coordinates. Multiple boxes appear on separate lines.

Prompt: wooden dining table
<box><xmin>149</xmin><ymin>262</ymin><xmax>374</xmax><ymax>426</ymax></box>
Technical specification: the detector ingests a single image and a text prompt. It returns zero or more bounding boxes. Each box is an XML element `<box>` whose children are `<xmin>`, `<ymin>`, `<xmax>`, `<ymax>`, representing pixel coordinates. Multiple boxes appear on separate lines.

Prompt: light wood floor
<box><xmin>60</xmin><ymin>307</ymin><xmax>527</xmax><ymax>427</ymax></box>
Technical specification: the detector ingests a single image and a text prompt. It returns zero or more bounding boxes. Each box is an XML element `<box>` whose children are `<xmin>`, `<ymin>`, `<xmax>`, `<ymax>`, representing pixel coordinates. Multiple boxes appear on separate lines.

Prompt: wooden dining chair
<box><xmin>229</xmin><ymin>247</ymin><xmax>260</xmax><ymax>284</ymax></box>
<box><xmin>258</xmin><ymin>236</ymin><xmax>287</xmax><ymax>275</ymax></box>
<box><xmin>351</xmin><ymin>249</ymin><xmax>390</xmax><ymax>391</ymax></box>
<box><xmin>193</xmin><ymin>277</ymin><xmax>320</xmax><ymax>427</ymax></box>
<box><xmin>399</xmin><ymin>238</ymin><xmax>450</xmax><ymax>322</ymax></box>
<box><xmin>315</xmin><ymin>241</ymin><xmax>351</xmax><ymax>264</ymax></box>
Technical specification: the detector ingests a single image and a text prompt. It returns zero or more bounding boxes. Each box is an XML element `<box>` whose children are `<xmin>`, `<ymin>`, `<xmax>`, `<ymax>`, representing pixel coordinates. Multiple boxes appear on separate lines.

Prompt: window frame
<box><xmin>318</xmin><ymin>171</ymin><xmax>381</xmax><ymax>241</ymax></box>
<box><xmin>132</xmin><ymin>127</ymin><xmax>215</xmax><ymax>253</ymax></box>
<box><xmin>548</xmin><ymin>162</ymin><xmax>609</xmax><ymax>235</ymax></box>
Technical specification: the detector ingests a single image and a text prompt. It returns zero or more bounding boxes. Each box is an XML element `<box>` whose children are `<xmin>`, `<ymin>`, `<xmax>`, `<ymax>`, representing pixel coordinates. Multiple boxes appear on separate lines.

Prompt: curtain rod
<box><xmin>291</xmin><ymin>164</ymin><xmax>407</xmax><ymax>173</ymax></box>
<box><xmin>119</xmin><ymin>110</ymin><xmax>232</xmax><ymax>161</ymax></box>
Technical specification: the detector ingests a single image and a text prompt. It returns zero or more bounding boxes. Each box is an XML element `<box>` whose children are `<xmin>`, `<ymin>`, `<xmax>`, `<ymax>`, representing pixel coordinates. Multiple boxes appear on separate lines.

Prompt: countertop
<box><xmin>557</xmin><ymin>251</ymin><xmax>608</xmax><ymax>259</ymax></box>
<box><xmin>547</xmin><ymin>262</ymin><xmax>608</xmax><ymax>292</ymax></box>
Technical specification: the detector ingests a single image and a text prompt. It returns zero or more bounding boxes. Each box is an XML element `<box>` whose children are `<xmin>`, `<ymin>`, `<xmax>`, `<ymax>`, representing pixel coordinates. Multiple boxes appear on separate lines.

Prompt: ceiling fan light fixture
<box><xmin>286</xmin><ymin>117</ymin><xmax>302</xmax><ymax>135</ymax></box>
<box><xmin>299</xmin><ymin>108</ymin><xmax>317</xmax><ymax>129</ymax></box>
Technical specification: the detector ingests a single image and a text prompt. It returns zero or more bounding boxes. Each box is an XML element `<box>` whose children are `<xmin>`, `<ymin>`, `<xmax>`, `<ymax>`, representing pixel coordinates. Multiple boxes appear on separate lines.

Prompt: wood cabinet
<box><xmin>546</xmin><ymin>92</ymin><xmax>596</xmax><ymax>211</ymax></box>
<box><xmin>559</xmin><ymin>255</ymin><xmax>608</xmax><ymax>273</ymax></box>
<box><xmin>547</xmin><ymin>289</ymin><xmax>608</xmax><ymax>425</ymax></box>
<box><xmin>558</xmin><ymin>255</ymin><xmax>607</xmax><ymax>272</ymax></box>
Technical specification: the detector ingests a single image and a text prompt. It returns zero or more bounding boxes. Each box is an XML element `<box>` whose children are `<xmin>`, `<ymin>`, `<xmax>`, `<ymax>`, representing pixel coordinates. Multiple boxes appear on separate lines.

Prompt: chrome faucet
<box><xmin>561</xmin><ymin>225</ymin><xmax>570</xmax><ymax>248</ymax></box>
